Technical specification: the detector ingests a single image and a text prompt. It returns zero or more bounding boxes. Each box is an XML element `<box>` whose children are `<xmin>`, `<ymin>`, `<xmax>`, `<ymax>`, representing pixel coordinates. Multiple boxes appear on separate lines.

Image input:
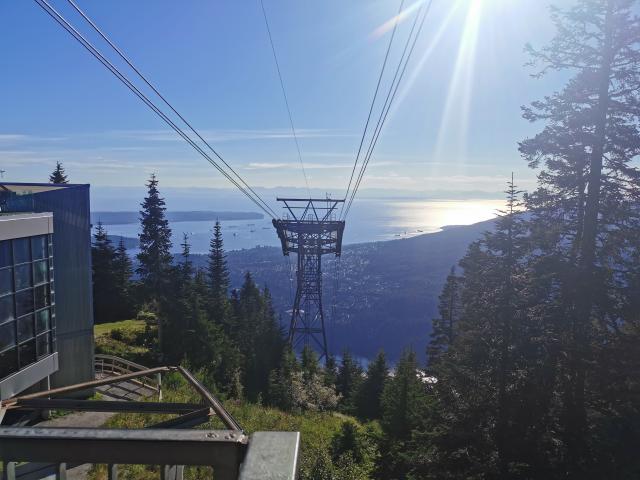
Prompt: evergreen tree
<box><xmin>427</xmin><ymin>266</ymin><xmax>462</xmax><ymax>369</ymax></box>
<box><xmin>208</xmin><ymin>220</ymin><xmax>230</xmax><ymax>300</ymax></box>
<box><xmin>323</xmin><ymin>354</ymin><xmax>338</xmax><ymax>389</ymax></box>
<box><xmin>137</xmin><ymin>174</ymin><xmax>173</xmax><ymax>305</ymax></box>
<box><xmin>336</xmin><ymin>350</ymin><xmax>363</xmax><ymax>413</ymax></box>
<box><xmin>91</xmin><ymin>222</ymin><xmax>118</xmax><ymax>323</ymax></box>
<box><xmin>301</xmin><ymin>345</ymin><xmax>320</xmax><ymax>383</ymax></box>
<box><xmin>49</xmin><ymin>161</ymin><xmax>68</xmax><ymax>184</ymax></box>
<box><xmin>233</xmin><ymin>273</ymin><xmax>285</xmax><ymax>401</ymax></box>
<box><xmin>268</xmin><ymin>348</ymin><xmax>299</xmax><ymax>411</ymax></box>
<box><xmin>378</xmin><ymin>349</ymin><xmax>429</xmax><ymax>479</ymax></box>
<box><xmin>113</xmin><ymin>237</ymin><xmax>136</xmax><ymax>319</ymax></box>
<box><xmin>354</xmin><ymin>349</ymin><xmax>388</xmax><ymax>421</ymax></box>
<box><xmin>520</xmin><ymin>1</ymin><xmax>640</xmax><ymax>474</ymax></box>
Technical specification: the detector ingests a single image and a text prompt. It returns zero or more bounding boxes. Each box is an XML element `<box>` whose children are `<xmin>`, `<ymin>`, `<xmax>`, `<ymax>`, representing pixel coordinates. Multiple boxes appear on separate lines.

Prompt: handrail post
<box><xmin>3</xmin><ymin>461</ymin><xmax>16</xmax><ymax>480</ymax></box>
<box><xmin>157</xmin><ymin>372</ymin><xmax>163</xmax><ymax>401</ymax></box>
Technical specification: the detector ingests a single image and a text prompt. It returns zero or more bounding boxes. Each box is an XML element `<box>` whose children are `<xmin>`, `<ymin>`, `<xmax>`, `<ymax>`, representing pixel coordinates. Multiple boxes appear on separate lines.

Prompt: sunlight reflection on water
<box><xmin>101</xmin><ymin>198</ymin><xmax>503</xmax><ymax>254</ymax></box>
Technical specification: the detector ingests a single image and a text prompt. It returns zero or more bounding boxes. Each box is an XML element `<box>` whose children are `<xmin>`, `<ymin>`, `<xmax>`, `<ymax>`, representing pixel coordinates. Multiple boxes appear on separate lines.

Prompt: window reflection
<box><xmin>0</xmin><ymin>235</ymin><xmax>55</xmax><ymax>379</ymax></box>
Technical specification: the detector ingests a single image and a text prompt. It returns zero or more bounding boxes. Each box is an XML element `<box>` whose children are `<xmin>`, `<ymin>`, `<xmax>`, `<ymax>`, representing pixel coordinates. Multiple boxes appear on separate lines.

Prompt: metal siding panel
<box><xmin>8</xmin><ymin>186</ymin><xmax>95</xmax><ymax>390</ymax></box>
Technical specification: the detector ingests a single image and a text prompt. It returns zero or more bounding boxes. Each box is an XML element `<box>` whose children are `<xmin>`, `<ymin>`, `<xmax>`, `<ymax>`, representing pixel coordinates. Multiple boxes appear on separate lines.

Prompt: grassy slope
<box><xmin>94</xmin><ymin>319</ymin><xmax>154</xmax><ymax>365</ymax></box>
<box><xmin>91</xmin><ymin>320</ymin><xmax>355</xmax><ymax>479</ymax></box>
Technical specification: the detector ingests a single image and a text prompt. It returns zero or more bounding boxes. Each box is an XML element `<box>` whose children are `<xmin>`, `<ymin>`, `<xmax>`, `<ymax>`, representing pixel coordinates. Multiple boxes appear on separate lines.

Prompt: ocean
<box><xmin>98</xmin><ymin>198</ymin><xmax>503</xmax><ymax>254</ymax></box>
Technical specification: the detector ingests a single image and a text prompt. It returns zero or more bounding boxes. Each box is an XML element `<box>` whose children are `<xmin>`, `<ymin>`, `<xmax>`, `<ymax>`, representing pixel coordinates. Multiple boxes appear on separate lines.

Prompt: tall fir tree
<box><xmin>354</xmin><ymin>349</ymin><xmax>389</xmax><ymax>421</ymax></box>
<box><xmin>427</xmin><ymin>266</ymin><xmax>462</xmax><ymax>369</ymax></box>
<box><xmin>91</xmin><ymin>222</ymin><xmax>118</xmax><ymax>323</ymax></box>
<box><xmin>137</xmin><ymin>174</ymin><xmax>173</xmax><ymax>305</ymax></box>
<box><xmin>208</xmin><ymin>220</ymin><xmax>230</xmax><ymax>300</ymax></box>
<box><xmin>113</xmin><ymin>237</ymin><xmax>136</xmax><ymax>319</ymax></box>
<box><xmin>520</xmin><ymin>0</ymin><xmax>640</xmax><ymax>475</ymax></box>
<box><xmin>378</xmin><ymin>349</ymin><xmax>430</xmax><ymax>479</ymax></box>
<box><xmin>336</xmin><ymin>350</ymin><xmax>363</xmax><ymax>413</ymax></box>
<box><xmin>49</xmin><ymin>161</ymin><xmax>68</xmax><ymax>184</ymax></box>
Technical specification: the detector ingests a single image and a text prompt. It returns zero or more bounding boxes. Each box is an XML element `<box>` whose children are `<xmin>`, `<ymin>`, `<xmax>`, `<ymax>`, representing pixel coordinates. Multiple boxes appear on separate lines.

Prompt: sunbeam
<box><xmin>432</xmin><ymin>0</ymin><xmax>485</xmax><ymax>171</ymax></box>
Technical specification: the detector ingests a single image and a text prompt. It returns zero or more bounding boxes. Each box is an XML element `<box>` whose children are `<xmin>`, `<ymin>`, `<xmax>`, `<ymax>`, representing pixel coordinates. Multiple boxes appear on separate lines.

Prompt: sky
<box><xmin>0</xmin><ymin>0</ymin><xmax>573</xmax><ymax>209</ymax></box>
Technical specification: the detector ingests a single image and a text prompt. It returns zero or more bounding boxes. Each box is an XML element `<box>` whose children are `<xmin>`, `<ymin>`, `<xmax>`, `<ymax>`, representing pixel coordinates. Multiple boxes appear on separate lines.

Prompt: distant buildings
<box><xmin>0</xmin><ymin>183</ymin><xmax>94</xmax><ymax>400</ymax></box>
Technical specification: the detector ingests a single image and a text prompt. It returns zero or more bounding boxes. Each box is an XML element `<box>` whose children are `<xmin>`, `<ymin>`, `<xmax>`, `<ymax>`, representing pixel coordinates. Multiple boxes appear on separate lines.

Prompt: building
<box><xmin>0</xmin><ymin>183</ymin><xmax>94</xmax><ymax>400</ymax></box>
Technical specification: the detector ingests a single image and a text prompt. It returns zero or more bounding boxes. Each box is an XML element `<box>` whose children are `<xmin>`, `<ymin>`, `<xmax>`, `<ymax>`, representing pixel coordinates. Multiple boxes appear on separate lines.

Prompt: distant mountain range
<box><xmin>189</xmin><ymin>218</ymin><xmax>496</xmax><ymax>362</ymax></box>
<box><xmin>91</xmin><ymin>210</ymin><xmax>263</xmax><ymax>225</ymax></box>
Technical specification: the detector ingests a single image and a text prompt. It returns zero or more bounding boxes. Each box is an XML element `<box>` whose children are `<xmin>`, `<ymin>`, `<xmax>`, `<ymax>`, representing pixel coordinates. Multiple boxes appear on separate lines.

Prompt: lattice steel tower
<box><xmin>273</xmin><ymin>198</ymin><xmax>345</xmax><ymax>360</ymax></box>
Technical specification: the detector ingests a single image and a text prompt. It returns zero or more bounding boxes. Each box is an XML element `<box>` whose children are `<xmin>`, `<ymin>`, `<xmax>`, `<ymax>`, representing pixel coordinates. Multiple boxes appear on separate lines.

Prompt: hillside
<box><xmin>191</xmin><ymin>218</ymin><xmax>495</xmax><ymax>361</ymax></box>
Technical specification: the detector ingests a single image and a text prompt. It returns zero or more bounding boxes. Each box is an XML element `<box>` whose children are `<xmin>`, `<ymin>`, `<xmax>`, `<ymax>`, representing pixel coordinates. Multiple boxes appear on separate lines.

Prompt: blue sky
<box><xmin>0</xmin><ymin>0</ymin><xmax>571</xmax><ymax>204</ymax></box>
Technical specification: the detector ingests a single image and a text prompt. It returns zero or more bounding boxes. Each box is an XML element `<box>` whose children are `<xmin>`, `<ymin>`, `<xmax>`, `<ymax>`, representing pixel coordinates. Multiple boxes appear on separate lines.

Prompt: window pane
<box><xmin>15</xmin><ymin>264</ymin><xmax>32</xmax><ymax>290</ymax></box>
<box><xmin>17</xmin><ymin>314</ymin><xmax>34</xmax><ymax>343</ymax></box>
<box><xmin>0</xmin><ymin>348</ymin><xmax>17</xmax><ymax>379</ymax></box>
<box><xmin>36</xmin><ymin>308</ymin><xmax>50</xmax><ymax>334</ymax></box>
<box><xmin>34</xmin><ymin>285</ymin><xmax>50</xmax><ymax>310</ymax></box>
<box><xmin>33</xmin><ymin>260</ymin><xmax>48</xmax><ymax>286</ymax></box>
<box><xmin>0</xmin><ymin>241</ymin><xmax>11</xmax><ymax>268</ymax></box>
<box><xmin>0</xmin><ymin>295</ymin><xmax>14</xmax><ymax>324</ymax></box>
<box><xmin>31</xmin><ymin>235</ymin><xmax>47</xmax><ymax>260</ymax></box>
<box><xmin>36</xmin><ymin>333</ymin><xmax>50</xmax><ymax>358</ymax></box>
<box><xmin>13</xmin><ymin>238</ymin><xmax>30</xmax><ymax>264</ymax></box>
<box><xmin>19</xmin><ymin>340</ymin><xmax>36</xmax><ymax>367</ymax></box>
<box><xmin>15</xmin><ymin>289</ymin><xmax>34</xmax><ymax>317</ymax></box>
<box><xmin>0</xmin><ymin>268</ymin><xmax>12</xmax><ymax>296</ymax></box>
<box><xmin>0</xmin><ymin>321</ymin><xmax>16</xmax><ymax>351</ymax></box>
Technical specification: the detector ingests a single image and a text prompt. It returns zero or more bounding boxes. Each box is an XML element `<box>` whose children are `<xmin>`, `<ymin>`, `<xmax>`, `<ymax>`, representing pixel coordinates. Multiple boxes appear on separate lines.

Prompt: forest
<box><xmin>87</xmin><ymin>1</ymin><xmax>640</xmax><ymax>478</ymax></box>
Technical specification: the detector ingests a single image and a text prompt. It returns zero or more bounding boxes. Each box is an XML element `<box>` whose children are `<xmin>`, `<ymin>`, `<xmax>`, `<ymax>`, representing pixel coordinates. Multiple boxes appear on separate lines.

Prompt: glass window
<box><xmin>34</xmin><ymin>285</ymin><xmax>50</xmax><ymax>310</ymax></box>
<box><xmin>0</xmin><ymin>321</ymin><xmax>16</xmax><ymax>351</ymax></box>
<box><xmin>0</xmin><ymin>296</ymin><xmax>14</xmax><ymax>324</ymax></box>
<box><xmin>31</xmin><ymin>236</ymin><xmax>47</xmax><ymax>260</ymax></box>
<box><xmin>0</xmin><ymin>268</ymin><xmax>12</xmax><ymax>296</ymax></box>
<box><xmin>0</xmin><ymin>349</ymin><xmax>17</xmax><ymax>379</ymax></box>
<box><xmin>36</xmin><ymin>308</ymin><xmax>50</xmax><ymax>334</ymax></box>
<box><xmin>36</xmin><ymin>333</ymin><xmax>50</xmax><ymax>358</ymax></box>
<box><xmin>0</xmin><ymin>241</ymin><xmax>11</xmax><ymax>268</ymax></box>
<box><xmin>17</xmin><ymin>314</ymin><xmax>34</xmax><ymax>343</ymax></box>
<box><xmin>18</xmin><ymin>340</ymin><xmax>36</xmax><ymax>367</ymax></box>
<box><xmin>15</xmin><ymin>264</ymin><xmax>32</xmax><ymax>290</ymax></box>
<box><xmin>33</xmin><ymin>260</ymin><xmax>48</xmax><ymax>286</ymax></box>
<box><xmin>13</xmin><ymin>238</ymin><xmax>30</xmax><ymax>264</ymax></box>
<box><xmin>15</xmin><ymin>289</ymin><xmax>34</xmax><ymax>317</ymax></box>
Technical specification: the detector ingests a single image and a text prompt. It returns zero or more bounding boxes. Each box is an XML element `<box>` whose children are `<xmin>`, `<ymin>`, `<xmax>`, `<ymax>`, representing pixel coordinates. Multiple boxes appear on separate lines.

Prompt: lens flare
<box><xmin>371</xmin><ymin>0</ymin><xmax>428</xmax><ymax>40</ymax></box>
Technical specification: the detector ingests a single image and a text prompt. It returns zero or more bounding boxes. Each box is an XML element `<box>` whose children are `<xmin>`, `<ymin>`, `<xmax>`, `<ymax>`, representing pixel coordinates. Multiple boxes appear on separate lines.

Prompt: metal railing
<box><xmin>0</xmin><ymin>357</ymin><xmax>300</xmax><ymax>479</ymax></box>
<box><xmin>94</xmin><ymin>354</ymin><xmax>162</xmax><ymax>400</ymax></box>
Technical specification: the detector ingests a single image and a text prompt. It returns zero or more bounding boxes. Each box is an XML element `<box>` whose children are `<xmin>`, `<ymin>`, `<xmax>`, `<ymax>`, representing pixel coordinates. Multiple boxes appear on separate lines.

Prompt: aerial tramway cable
<box><xmin>343</xmin><ymin>0</ymin><xmax>434</xmax><ymax>219</ymax></box>
<box><xmin>63</xmin><ymin>0</ymin><xmax>279</xmax><ymax>220</ymax></box>
<box><xmin>34</xmin><ymin>0</ymin><xmax>278</xmax><ymax>220</ymax></box>
<box><xmin>260</xmin><ymin>0</ymin><xmax>312</xmax><ymax>197</ymax></box>
<box><xmin>344</xmin><ymin>0</ymin><xmax>433</xmax><ymax>218</ymax></box>
<box><xmin>341</xmin><ymin>0</ymin><xmax>406</xmax><ymax>219</ymax></box>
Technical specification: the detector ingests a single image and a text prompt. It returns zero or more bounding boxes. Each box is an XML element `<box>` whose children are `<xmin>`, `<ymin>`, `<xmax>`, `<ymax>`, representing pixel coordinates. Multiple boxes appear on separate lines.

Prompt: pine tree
<box><xmin>336</xmin><ymin>350</ymin><xmax>362</xmax><ymax>413</ymax></box>
<box><xmin>423</xmin><ymin>180</ymin><xmax>534</xmax><ymax>478</ymax></box>
<box><xmin>137</xmin><ymin>174</ymin><xmax>173</xmax><ymax>305</ymax></box>
<box><xmin>113</xmin><ymin>237</ymin><xmax>136</xmax><ymax>319</ymax></box>
<box><xmin>91</xmin><ymin>222</ymin><xmax>118</xmax><ymax>323</ymax></box>
<box><xmin>208</xmin><ymin>220</ymin><xmax>230</xmax><ymax>300</ymax></box>
<box><xmin>323</xmin><ymin>354</ymin><xmax>338</xmax><ymax>389</ymax></box>
<box><xmin>521</xmin><ymin>1</ymin><xmax>640</xmax><ymax>474</ymax></box>
<box><xmin>301</xmin><ymin>345</ymin><xmax>320</xmax><ymax>383</ymax></box>
<box><xmin>354</xmin><ymin>349</ymin><xmax>388</xmax><ymax>421</ymax></box>
<box><xmin>233</xmin><ymin>273</ymin><xmax>285</xmax><ymax>402</ymax></box>
<box><xmin>268</xmin><ymin>348</ymin><xmax>299</xmax><ymax>411</ymax></box>
<box><xmin>379</xmin><ymin>349</ymin><xmax>429</xmax><ymax>479</ymax></box>
<box><xmin>427</xmin><ymin>266</ymin><xmax>462</xmax><ymax>369</ymax></box>
<box><xmin>49</xmin><ymin>161</ymin><xmax>68</xmax><ymax>184</ymax></box>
